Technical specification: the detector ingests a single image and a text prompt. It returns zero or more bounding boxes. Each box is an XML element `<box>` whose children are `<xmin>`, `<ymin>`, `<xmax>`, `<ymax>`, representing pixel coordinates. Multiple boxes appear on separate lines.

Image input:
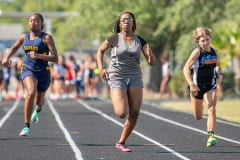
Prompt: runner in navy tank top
<box><xmin>183</xmin><ymin>27</ymin><xmax>223</xmax><ymax>147</ymax></box>
<box><xmin>2</xmin><ymin>13</ymin><xmax>58</xmax><ymax>136</ymax></box>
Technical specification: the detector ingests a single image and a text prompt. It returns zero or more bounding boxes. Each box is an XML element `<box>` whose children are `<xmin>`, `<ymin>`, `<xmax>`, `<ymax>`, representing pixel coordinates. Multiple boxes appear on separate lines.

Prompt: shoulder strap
<box><xmin>107</xmin><ymin>34</ymin><xmax>118</xmax><ymax>48</ymax></box>
<box><xmin>210</xmin><ymin>47</ymin><xmax>217</xmax><ymax>55</ymax></box>
<box><xmin>24</xmin><ymin>32</ymin><xmax>30</xmax><ymax>39</ymax></box>
<box><xmin>136</xmin><ymin>35</ymin><xmax>147</xmax><ymax>47</ymax></box>
<box><xmin>39</xmin><ymin>32</ymin><xmax>45</xmax><ymax>38</ymax></box>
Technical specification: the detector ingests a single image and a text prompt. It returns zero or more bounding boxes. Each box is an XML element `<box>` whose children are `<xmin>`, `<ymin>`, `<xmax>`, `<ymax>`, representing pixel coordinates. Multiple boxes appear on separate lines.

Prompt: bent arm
<box><xmin>215</xmin><ymin>51</ymin><xmax>222</xmax><ymax>75</ymax></box>
<box><xmin>97</xmin><ymin>40</ymin><xmax>110</xmax><ymax>70</ymax></box>
<box><xmin>215</xmin><ymin>51</ymin><xmax>223</xmax><ymax>83</ymax></box>
<box><xmin>6</xmin><ymin>34</ymin><xmax>25</xmax><ymax>59</ymax></box>
<box><xmin>97</xmin><ymin>40</ymin><xmax>110</xmax><ymax>81</ymax></box>
<box><xmin>142</xmin><ymin>43</ymin><xmax>156</xmax><ymax>65</ymax></box>
<box><xmin>183</xmin><ymin>48</ymin><xmax>200</xmax><ymax>86</ymax></box>
<box><xmin>2</xmin><ymin>34</ymin><xmax>25</xmax><ymax>66</ymax></box>
<box><xmin>37</xmin><ymin>34</ymin><xmax>58</xmax><ymax>63</ymax></box>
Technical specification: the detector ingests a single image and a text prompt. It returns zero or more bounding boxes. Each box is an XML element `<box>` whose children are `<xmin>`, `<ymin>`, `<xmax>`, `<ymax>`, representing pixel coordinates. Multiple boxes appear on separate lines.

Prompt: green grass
<box><xmin>159</xmin><ymin>99</ymin><xmax>240</xmax><ymax>124</ymax></box>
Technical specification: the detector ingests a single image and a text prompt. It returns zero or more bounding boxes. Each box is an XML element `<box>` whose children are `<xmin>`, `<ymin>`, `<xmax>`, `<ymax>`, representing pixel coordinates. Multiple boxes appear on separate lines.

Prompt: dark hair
<box><xmin>17</xmin><ymin>54</ymin><xmax>23</xmax><ymax>58</ymax></box>
<box><xmin>33</xmin><ymin>13</ymin><xmax>44</xmax><ymax>30</ymax></box>
<box><xmin>110</xmin><ymin>11</ymin><xmax>136</xmax><ymax>34</ymax></box>
<box><xmin>69</xmin><ymin>54</ymin><xmax>76</xmax><ymax>62</ymax></box>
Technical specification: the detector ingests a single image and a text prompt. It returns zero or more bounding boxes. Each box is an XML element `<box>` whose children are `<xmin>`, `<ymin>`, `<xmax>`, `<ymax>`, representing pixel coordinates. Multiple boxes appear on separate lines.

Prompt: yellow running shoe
<box><xmin>207</xmin><ymin>133</ymin><xmax>217</xmax><ymax>147</ymax></box>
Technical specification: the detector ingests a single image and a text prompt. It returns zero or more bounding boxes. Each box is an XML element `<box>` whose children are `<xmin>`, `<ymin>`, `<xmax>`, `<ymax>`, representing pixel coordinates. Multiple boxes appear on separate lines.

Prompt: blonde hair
<box><xmin>193</xmin><ymin>27</ymin><xmax>212</xmax><ymax>43</ymax></box>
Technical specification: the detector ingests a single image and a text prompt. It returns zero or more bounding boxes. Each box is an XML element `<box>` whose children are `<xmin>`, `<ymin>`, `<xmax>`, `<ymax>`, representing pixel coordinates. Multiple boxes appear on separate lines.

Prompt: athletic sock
<box><xmin>36</xmin><ymin>105</ymin><xmax>41</xmax><ymax>113</ymax></box>
<box><xmin>208</xmin><ymin>131</ymin><xmax>214</xmax><ymax>136</ymax></box>
<box><xmin>24</xmin><ymin>122</ymin><xmax>30</xmax><ymax>128</ymax></box>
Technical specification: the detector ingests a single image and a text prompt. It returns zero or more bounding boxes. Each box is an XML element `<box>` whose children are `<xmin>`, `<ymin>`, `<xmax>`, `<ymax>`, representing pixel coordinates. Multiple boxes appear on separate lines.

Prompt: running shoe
<box><xmin>19</xmin><ymin>127</ymin><xmax>30</xmax><ymax>136</ymax></box>
<box><xmin>31</xmin><ymin>110</ymin><xmax>39</xmax><ymax>123</ymax></box>
<box><xmin>207</xmin><ymin>133</ymin><xmax>217</xmax><ymax>147</ymax></box>
<box><xmin>115</xmin><ymin>143</ymin><xmax>132</xmax><ymax>152</ymax></box>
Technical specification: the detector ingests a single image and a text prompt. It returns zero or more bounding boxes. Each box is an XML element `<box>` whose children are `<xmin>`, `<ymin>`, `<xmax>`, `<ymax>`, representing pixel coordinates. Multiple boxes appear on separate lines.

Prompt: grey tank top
<box><xmin>107</xmin><ymin>33</ymin><xmax>145</xmax><ymax>79</ymax></box>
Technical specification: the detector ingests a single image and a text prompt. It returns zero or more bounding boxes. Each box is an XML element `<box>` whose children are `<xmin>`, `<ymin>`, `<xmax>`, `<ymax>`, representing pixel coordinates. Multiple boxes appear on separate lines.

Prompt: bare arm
<box><xmin>96</xmin><ymin>40</ymin><xmax>110</xmax><ymax>81</ymax></box>
<box><xmin>215</xmin><ymin>51</ymin><xmax>223</xmax><ymax>83</ymax></box>
<box><xmin>183</xmin><ymin>48</ymin><xmax>201</xmax><ymax>95</ymax></box>
<box><xmin>2</xmin><ymin>34</ymin><xmax>25</xmax><ymax>66</ymax></box>
<box><xmin>142</xmin><ymin>43</ymin><xmax>156</xmax><ymax>65</ymax></box>
<box><xmin>183</xmin><ymin>48</ymin><xmax>200</xmax><ymax>86</ymax></box>
<box><xmin>28</xmin><ymin>34</ymin><xmax>58</xmax><ymax>63</ymax></box>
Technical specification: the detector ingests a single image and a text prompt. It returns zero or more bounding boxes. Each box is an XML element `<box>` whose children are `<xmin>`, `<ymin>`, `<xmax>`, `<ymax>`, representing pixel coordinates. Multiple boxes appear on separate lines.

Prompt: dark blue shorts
<box><xmin>192</xmin><ymin>83</ymin><xmax>217</xmax><ymax>100</ymax></box>
<box><xmin>21</xmin><ymin>66</ymin><xmax>51</xmax><ymax>92</ymax></box>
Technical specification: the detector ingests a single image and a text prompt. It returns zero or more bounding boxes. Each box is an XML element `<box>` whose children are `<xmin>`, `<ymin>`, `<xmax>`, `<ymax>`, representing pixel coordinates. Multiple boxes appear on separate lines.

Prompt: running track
<box><xmin>0</xmin><ymin>98</ymin><xmax>239</xmax><ymax>160</ymax></box>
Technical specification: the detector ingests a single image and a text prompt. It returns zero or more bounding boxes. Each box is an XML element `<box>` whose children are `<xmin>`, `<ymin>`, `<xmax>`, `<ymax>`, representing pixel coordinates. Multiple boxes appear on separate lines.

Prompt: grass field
<box><xmin>159</xmin><ymin>99</ymin><xmax>240</xmax><ymax>124</ymax></box>
<box><xmin>143</xmin><ymin>90</ymin><xmax>240</xmax><ymax>124</ymax></box>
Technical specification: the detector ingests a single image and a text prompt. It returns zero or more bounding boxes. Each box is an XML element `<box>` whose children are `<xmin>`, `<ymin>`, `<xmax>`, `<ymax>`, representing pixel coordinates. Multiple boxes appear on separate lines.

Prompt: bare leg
<box><xmin>204</xmin><ymin>90</ymin><xmax>217</xmax><ymax>132</ymax></box>
<box><xmin>110</xmin><ymin>89</ymin><xmax>128</xmax><ymax>118</ymax></box>
<box><xmin>190</xmin><ymin>95</ymin><xmax>204</xmax><ymax>120</ymax></box>
<box><xmin>117</xmin><ymin>87</ymin><xmax>142</xmax><ymax>144</ymax></box>
<box><xmin>35</xmin><ymin>91</ymin><xmax>47</xmax><ymax>111</ymax></box>
<box><xmin>22</xmin><ymin>77</ymin><xmax>37</xmax><ymax>124</ymax></box>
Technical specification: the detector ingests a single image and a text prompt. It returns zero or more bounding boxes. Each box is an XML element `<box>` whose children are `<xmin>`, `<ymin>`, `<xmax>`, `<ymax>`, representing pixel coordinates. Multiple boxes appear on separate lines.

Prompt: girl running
<box><xmin>2</xmin><ymin>13</ymin><xmax>58</xmax><ymax>136</ymax></box>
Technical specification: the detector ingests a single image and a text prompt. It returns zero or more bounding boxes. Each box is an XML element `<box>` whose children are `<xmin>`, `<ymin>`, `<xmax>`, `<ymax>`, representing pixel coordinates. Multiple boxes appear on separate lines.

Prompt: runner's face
<box><xmin>198</xmin><ymin>35</ymin><xmax>211</xmax><ymax>51</ymax></box>
<box><xmin>29</xmin><ymin>15</ymin><xmax>42</xmax><ymax>31</ymax></box>
<box><xmin>119</xmin><ymin>13</ymin><xmax>134</xmax><ymax>32</ymax></box>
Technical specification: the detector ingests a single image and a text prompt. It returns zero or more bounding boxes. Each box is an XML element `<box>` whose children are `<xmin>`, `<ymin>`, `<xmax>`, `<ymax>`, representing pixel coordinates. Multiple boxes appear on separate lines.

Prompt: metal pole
<box><xmin>0</xmin><ymin>11</ymin><xmax>79</xmax><ymax>34</ymax></box>
<box><xmin>45</xmin><ymin>18</ymin><xmax>51</xmax><ymax>34</ymax></box>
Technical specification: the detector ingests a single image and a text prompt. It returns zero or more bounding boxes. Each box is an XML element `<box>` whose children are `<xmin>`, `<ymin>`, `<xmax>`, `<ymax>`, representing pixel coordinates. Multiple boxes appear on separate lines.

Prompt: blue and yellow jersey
<box><xmin>22</xmin><ymin>32</ymin><xmax>49</xmax><ymax>71</ymax></box>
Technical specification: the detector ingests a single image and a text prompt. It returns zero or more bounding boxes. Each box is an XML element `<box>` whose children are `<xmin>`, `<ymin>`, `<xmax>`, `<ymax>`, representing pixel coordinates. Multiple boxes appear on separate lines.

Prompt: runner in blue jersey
<box><xmin>2</xmin><ymin>13</ymin><xmax>58</xmax><ymax>136</ymax></box>
<box><xmin>97</xmin><ymin>11</ymin><xmax>156</xmax><ymax>152</ymax></box>
<box><xmin>183</xmin><ymin>27</ymin><xmax>223</xmax><ymax>147</ymax></box>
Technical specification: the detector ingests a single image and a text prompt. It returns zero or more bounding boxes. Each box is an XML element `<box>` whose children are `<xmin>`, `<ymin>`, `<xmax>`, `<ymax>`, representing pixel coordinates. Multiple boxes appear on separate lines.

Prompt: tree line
<box><xmin>1</xmin><ymin>0</ymin><xmax>240</xmax><ymax>94</ymax></box>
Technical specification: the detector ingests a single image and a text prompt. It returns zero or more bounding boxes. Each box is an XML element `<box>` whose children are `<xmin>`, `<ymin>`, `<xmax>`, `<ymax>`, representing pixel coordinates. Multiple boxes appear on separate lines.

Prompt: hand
<box><xmin>100</xmin><ymin>69</ymin><xmax>108</xmax><ymax>82</ymax></box>
<box><xmin>1</xmin><ymin>57</ymin><xmax>11</xmax><ymax>67</ymax></box>
<box><xmin>27</xmin><ymin>51</ymin><xmax>39</xmax><ymax>59</ymax></box>
<box><xmin>190</xmin><ymin>84</ymin><xmax>200</xmax><ymax>96</ymax></box>
<box><xmin>217</xmin><ymin>74</ymin><xmax>223</xmax><ymax>84</ymax></box>
<box><xmin>146</xmin><ymin>44</ymin><xmax>155</xmax><ymax>65</ymax></box>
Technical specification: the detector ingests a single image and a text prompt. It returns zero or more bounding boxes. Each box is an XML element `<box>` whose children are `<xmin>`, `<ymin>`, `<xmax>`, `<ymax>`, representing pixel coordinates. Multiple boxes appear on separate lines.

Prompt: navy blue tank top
<box><xmin>22</xmin><ymin>32</ymin><xmax>49</xmax><ymax>71</ymax></box>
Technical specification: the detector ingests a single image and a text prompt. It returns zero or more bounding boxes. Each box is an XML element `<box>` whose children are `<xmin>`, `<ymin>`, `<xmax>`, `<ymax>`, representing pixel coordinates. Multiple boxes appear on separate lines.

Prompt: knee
<box><xmin>208</xmin><ymin>105</ymin><xmax>216</xmax><ymax>114</ymax></box>
<box><xmin>195</xmin><ymin>115</ymin><xmax>202</xmax><ymax>120</ymax></box>
<box><xmin>207</xmin><ymin>101</ymin><xmax>216</xmax><ymax>109</ymax></box>
<box><xmin>193</xmin><ymin>112</ymin><xmax>203</xmax><ymax>120</ymax></box>
<box><xmin>116</xmin><ymin>112</ymin><xmax>128</xmax><ymax>119</ymax></box>
<box><xmin>129</xmin><ymin>110</ymin><xmax>140</xmax><ymax>121</ymax></box>
<box><xmin>26</xmin><ymin>88</ymin><xmax>36</xmax><ymax>98</ymax></box>
<box><xmin>208</xmin><ymin>106</ymin><xmax>215</xmax><ymax>111</ymax></box>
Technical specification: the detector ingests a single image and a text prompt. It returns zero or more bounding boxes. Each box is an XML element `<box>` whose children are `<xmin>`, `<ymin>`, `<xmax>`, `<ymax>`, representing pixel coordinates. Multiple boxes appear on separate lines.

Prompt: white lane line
<box><xmin>0</xmin><ymin>100</ymin><xmax>20</xmax><ymax>129</ymax></box>
<box><xmin>102</xmin><ymin>98</ymin><xmax>240</xmax><ymax>145</ymax></box>
<box><xmin>212</xmin><ymin>118</ymin><xmax>240</xmax><ymax>127</ymax></box>
<box><xmin>143</xmin><ymin>101</ymin><xmax>240</xmax><ymax>127</ymax></box>
<box><xmin>46</xmin><ymin>98</ymin><xmax>84</xmax><ymax>160</ymax></box>
<box><xmin>77</xmin><ymin>99</ymin><xmax>190</xmax><ymax>160</ymax></box>
<box><xmin>141</xmin><ymin>109</ymin><xmax>240</xmax><ymax>145</ymax></box>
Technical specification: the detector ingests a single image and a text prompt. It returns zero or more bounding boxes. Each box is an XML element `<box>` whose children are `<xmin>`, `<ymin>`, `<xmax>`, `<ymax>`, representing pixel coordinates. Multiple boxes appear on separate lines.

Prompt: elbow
<box><xmin>54</xmin><ymin>56</ymin><xmax>58</xmax><ymax>63</ymax></box>
<box><xmin>148</xmin><ymin>56</ymin><xmax>156</xmax><ymax>65</ymax></box>
<box><xmin>182</xmin><ymin>68</ymin><xmax>185</xmax><ymax>74</ymax></box>
<box><xmin>182</xmin><ymin>66</ymin><xmax>190</xmax><ymax>78</ymax></box>
<box><xmin>183</xmin><ymin>66</ymin><xmax>187</xmax><ymax>74</ymax></box>
<box><xmin>149</xmin><ymin>60</ymin><xmax>155</xmax><ymax>65</ymax></box>
<box><xmin>97</xmin><ymin>49</ymin><xmax>104</xmax><ymax>57</ymax></box>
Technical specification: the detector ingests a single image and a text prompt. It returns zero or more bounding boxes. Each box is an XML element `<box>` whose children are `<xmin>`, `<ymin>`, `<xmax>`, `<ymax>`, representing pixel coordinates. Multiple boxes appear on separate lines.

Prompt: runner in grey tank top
<box><xmin>109</xmin><ymin>33</ymin><xmax>142</xmax><ymax>79</ymax></box>
<box><xmin>97</xmin><ymin>11</ymin><xmax>156</xmax><ymax>152</ymax></box>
